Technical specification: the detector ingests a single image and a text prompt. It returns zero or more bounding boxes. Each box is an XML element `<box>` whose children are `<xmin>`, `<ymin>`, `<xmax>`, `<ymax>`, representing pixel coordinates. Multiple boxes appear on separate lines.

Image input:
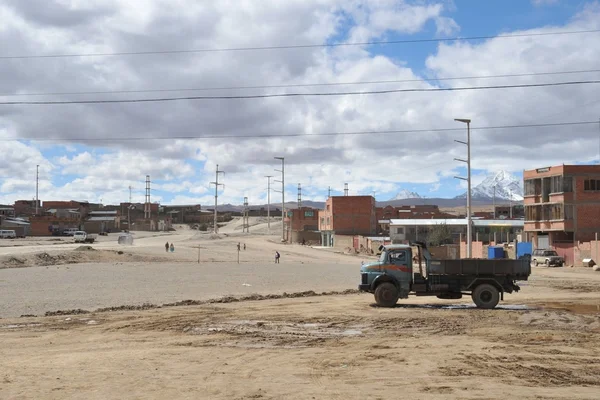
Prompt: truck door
<box><xmin>387</xmin><ymin>250</ymin><xmax>412</xmax><ymax>294</ymax></box>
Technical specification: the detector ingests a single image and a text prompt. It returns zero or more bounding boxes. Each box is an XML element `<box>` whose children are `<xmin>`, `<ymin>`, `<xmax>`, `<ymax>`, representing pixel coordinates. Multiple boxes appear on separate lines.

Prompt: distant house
<box><xmin>84</xmin><ymin>210</ymin><xmax>118</xmax><ymax>233</ymax></box>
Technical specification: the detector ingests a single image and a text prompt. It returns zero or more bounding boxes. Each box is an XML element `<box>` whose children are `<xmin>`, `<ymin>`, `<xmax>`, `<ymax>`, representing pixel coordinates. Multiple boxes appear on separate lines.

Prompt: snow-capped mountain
<box><xmin>456</xmin><ymin>170</ymin><xmax>524</xmax><ymax>201</ymax></box>
<box><xmin>390</xmin><ymin>189</ymin><xmax>422</xmax><ymax>200</ymax></box>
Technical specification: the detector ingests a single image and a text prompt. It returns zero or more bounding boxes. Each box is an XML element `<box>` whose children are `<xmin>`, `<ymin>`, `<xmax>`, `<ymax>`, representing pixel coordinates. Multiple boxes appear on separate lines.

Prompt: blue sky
<box><xmin>2</xmin><ymin>0</ymin><xmax>600</xmax><ymax>206</ymax></box>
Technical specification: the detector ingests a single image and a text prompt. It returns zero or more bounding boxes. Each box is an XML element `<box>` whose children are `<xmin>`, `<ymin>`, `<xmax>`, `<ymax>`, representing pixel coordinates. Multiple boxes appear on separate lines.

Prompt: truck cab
<box><xmin>359</xmin><ymin>244</ymin><xmax>416</xmax><ymax>300</ymax></box>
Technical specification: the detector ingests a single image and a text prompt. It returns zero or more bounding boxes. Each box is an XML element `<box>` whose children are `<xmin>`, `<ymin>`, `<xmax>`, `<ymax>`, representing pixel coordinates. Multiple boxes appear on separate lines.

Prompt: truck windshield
<box><xmin>543</xmin><ymin>251</ymin><xmax>558</xmax><ymax>256</ymax></box>
<box><xmin>379</xmin><ymin>252</ymin><xmax>387</xmax><ymax>263</ymax></box>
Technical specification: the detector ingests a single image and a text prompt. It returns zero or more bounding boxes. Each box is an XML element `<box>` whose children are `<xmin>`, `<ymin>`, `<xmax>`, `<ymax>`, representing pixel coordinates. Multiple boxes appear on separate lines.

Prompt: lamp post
<box><xmin>274</xmin><ymin>157</ymin><xmax>285</xmax><ymax>242</ymax></box>
<box><xmin>453</xmin><ymin>118</ymin><xmax>472</xmax><ymax>258</ymax></box>
<box><xmin>265</xmin><ymin>175</ymin><xmax>273</xmax><ymax>235</ymax></box>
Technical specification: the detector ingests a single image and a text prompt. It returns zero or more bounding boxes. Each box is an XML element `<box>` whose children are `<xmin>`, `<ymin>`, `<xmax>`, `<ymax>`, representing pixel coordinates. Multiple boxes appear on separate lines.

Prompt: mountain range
<box><xmin>207</xmin><ymin>170</ymin><xmax>523</xmax><ymax>211</ymax></box>
<box><xmin>390</xmin><ymin>170</ymin><xmax>523</xmax><ymax>202</ymax></box>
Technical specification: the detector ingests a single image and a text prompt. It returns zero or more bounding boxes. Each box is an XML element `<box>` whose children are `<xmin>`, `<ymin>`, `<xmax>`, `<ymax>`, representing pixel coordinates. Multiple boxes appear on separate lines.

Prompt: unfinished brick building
<box><xmin>318</xmin><ymin>196</ymin><xmax>376</xmax><ymax>246</ymax></box>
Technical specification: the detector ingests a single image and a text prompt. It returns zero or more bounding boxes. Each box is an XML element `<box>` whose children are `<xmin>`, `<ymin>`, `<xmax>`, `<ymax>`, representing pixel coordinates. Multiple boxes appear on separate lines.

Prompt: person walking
<box><xmin>243</xmin><ymin>243</ymin><xmax>246</xmax><ymax>251</ymax></box>
<box><xmin>275</xmin><ymin>251</ymin><xmax>280</xmax><ymax>264</ymax></box>
<box><xmin>165</xmin><ymin>241</ymin><xmax>169</xmax><ymax>252</ymax></box>
<box><xmin>170</xmin><ymin>243</ymin><xmax>175</xmax><ymax>252</ymax></box>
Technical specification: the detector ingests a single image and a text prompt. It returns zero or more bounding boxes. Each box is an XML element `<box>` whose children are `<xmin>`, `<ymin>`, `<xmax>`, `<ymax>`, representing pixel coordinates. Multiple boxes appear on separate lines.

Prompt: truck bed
<box><xmin>427</xmin><ymin>258</ymin><xmax>530</xmax><ymax>279</ymax></box>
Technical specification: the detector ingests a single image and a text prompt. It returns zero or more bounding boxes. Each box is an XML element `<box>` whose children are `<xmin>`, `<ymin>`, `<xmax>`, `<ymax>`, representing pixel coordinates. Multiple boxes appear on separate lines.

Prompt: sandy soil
<box><xmin>1</xmin><ymin>218</ymin><xmax>599</xmax><ymax>399</ymax></box>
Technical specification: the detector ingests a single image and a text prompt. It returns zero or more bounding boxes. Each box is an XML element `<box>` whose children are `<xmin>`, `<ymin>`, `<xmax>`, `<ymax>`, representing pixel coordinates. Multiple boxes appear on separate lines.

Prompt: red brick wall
<box><xmin>29</xmin><ymin>216</ymin><xmax>81</xmax><ymax>236</ymax></box>
<box><xmin>290</xmin><ymin>207</ymin><xmax>319</xmax><ymax>232</ymax></box>
<box><xmin>329</xmin><ymin>196</ymin><xmax>376</xmax><ymax>235</ymax></box>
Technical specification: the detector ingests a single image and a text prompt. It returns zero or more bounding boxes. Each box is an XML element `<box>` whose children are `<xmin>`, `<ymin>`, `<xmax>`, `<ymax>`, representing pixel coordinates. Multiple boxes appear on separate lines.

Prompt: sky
<box><xmin>0</xmin><ymin>0</ymin><xmax>599</xmax><ymax>206</ymax></box>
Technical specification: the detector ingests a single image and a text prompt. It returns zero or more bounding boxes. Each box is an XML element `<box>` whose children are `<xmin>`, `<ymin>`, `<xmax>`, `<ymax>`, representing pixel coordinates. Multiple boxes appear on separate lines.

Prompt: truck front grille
<box><xmin>361</xmin><ymin>273</ymin><xmax>368</xmax><ymax>285</ymax></box>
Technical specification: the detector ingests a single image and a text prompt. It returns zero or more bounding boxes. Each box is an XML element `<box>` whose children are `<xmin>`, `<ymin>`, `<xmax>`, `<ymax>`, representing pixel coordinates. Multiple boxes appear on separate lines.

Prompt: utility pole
<box><xmin>265</xmin><ymin>175</ymin><xmax>273</xmax><ymax>234</ymax></box>
<box><xmin>328</xmin><ymin>186</ymin><xmax>331</xmax><ymax>198</ymax></box>
<box><xmin>274</xmin><ymin>157</ymin><xmax>285</xmax><ymax>242</ymax></box>
<box><xmin>298</xmin><ymin>183</ymin><xmax>302</xmax><ymax>208</ymax></box>
<box><xmin>344</xmin><ymin>183</ymin><xmax>349</xmax><ymax>196</ymax></box>
<box><xmin>210</xmin><ymin>164</ymin><xmax>225</xmax><ymax>234</ymax></box>
<box><xmin>35</xmin><ymin>165</ymin><xmax>39</xmax><ymax>216</ymax></box>
<box><xmin>129</xmin><ymin>185</ymin><xmax>132</xmax><ymax>203</ymax></box>
<box><xmin>453</xmin><ymin>118</ymin><xmax>472</xmax><ymax>258</ymax></box>
<box><xmin>144</xmin><ymin>175</ymin><xmax>151</xmax><ymax>219</ymax></box>
<box><xmin>493</xmin><ymin>185</ymin><xmax>496</xmax><ymax>219</ymax></box>
<box><xmin>242</xmin><ymin>196</ymin><xmax>249</xmax><ymax>233</ymax></box>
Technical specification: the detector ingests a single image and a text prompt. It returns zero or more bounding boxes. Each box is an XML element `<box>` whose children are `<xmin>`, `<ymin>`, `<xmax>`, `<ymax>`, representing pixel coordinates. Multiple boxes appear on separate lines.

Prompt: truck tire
<box><xmin>374</xmin><ymin>282</ymin><xmax>399</xmax><ymax>308</ymax></box>
<box><xmin>472</xmin><ymin>284</ymin><xmax>500</xmax><ymax>309</ymax></box>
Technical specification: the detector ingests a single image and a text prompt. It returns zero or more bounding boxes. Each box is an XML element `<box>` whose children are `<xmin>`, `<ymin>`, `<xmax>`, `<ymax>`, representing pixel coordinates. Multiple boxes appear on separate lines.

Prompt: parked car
<box><xmin>531</xmin><ymin>249</ymin><xmax>564</xmax><ymax>267</ymax></box>
<box><xmin>63</xmin><ymin>228</ymin><xmax>79</xmax><ymax>236</ymax></box>
<box><xmin>0</xmin><ymin>230</ymin><xmax>17</xmax><ymax>239</ymax></box>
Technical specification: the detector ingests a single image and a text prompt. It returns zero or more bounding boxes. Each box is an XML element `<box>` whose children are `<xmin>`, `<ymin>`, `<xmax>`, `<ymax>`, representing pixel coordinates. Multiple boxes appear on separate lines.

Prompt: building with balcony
<box><xmin>524</xmin><ymin>164</ymin><xmax>600</xmax><ymax>248</ymax></box>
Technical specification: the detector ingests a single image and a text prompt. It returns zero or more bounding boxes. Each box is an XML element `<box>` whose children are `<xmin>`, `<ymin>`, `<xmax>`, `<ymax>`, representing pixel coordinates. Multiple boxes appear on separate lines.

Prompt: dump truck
<box><xmin>73</xmin><ymin>231</ymin><xmax>97</xmax><ymax>243</ymax></box>
<box><xmin>358</xmin><ymin>242</ymin><xmax>531</xmax><ymax>309</ymax></box>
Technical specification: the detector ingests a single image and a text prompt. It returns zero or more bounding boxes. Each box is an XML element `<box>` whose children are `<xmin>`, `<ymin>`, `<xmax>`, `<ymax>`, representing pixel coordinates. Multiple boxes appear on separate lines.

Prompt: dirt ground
<box><xmin>1</xmin><ymin>218</ymin><xmax>599</xmax><ymax>399</ymax></box>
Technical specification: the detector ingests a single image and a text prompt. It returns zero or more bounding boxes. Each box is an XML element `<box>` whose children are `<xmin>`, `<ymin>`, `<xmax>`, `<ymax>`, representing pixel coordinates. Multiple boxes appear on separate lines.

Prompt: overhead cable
<box><xmin>2</xmin><ymin>80</ymin><xmax>599</xmax><ymax>105</ymax></box>
<box><xmin>1</xmin><ymin>29</ymin><xmax>599</xmax><ymax>59</ymax></box>
<box><xmin>2</xmin><ymin>68</ymin><xmax>599</xmax><ymax>98</ymax></box>
<box><xmin>11</xmin><ymin>120</ymin><xmax>599</xmax><ymax>142</ymax></box>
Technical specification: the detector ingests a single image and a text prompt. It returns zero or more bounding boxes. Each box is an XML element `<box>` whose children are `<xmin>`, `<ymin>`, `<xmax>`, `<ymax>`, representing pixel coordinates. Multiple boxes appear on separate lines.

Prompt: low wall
<box><xmin>291</xmin><ymin>231</ymin><xmax>321</xmax><ymax>245</ymax></box>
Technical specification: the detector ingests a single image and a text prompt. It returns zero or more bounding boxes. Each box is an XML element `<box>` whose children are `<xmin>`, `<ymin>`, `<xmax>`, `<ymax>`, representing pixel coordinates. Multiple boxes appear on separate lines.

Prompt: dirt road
<box><xmin>1</xmin><ymin>280</ymin><xmax>599</xmax><ymax>400</ymax></box>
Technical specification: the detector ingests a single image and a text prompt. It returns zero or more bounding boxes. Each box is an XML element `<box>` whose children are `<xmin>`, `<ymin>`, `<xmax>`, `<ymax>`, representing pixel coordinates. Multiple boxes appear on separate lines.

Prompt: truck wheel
<box><xmin>374</xmin><ymin>282</ymin><xmax>399</xmax><ymax>308</ymax></box>
<box><xmin>472</xmin><ymin>284</ymin><xmax>500</xmax><ymax>309</ymax></box>
<box><xmin>533</xmin><ymin>259</ymin><xmax>538</xmax><ymax>266</ymax></box>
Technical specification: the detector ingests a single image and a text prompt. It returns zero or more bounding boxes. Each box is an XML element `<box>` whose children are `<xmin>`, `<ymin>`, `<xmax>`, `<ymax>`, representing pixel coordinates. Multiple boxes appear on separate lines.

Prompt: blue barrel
<box><xmin>488</xmin><ymin>246</ymin><xmax>504</xmax><ymax>259</ymax></box>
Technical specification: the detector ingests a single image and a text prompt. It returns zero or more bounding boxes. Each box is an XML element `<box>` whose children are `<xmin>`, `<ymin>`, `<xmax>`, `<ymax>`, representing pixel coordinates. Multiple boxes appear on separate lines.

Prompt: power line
<box><xmin>2</xmin><ymin>68</ymin><xmax>599</xmax><ymax>98</ymax></box>
<box><xmin>2</xmin><ymin>80</ymin><xmax>599</xmax><ymax>105</ymax></box>
<box><xmin>11</xmin><ymin>120</ymin><xmax>598</xmax><ymax>142</ymax></box>
<box><xmin>1</xmin><ymin>29</ymin><xmax>598</xmax><ymax>60</ymax></box>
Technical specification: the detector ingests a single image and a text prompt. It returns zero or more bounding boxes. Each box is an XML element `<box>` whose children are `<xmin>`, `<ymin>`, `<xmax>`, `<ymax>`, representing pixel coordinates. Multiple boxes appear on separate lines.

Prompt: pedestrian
<box><xmin>170</xmin><ymin>243</ymin><xmax>175</xmax><ymax>252</ymax></box>
<box><xmin>165</xmin><ymin>241</ymin><xmax>169</xmax><ymax>252</ymax></box>
<box><xmin>243</xmin><ymin>243</ymin><xmax>246</xmax><ymax>251</ymax></box>
<box><xmin>275</xmin><ymin>250</ymin><xmax>280</xmax><ymax>264</ymax></box>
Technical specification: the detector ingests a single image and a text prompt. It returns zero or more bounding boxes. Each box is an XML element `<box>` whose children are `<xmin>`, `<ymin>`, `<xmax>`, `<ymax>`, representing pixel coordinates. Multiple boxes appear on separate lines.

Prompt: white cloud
<box><xmin>531</xmin><ymin>0</ymin><xmax>559</xmax><ymax>6</ymax></box>
<box><xmin>0</xmin><ymin>1</ymin><xmax>598</xmax><ymax>206</ymax></box>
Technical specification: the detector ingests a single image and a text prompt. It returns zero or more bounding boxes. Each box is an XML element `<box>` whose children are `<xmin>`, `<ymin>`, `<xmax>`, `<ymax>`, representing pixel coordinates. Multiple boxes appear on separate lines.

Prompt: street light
<box><xmin>453</xmin><ymin>118</ymin><xmax>472</xmax><ymax>258</ymax></box>
<box><xmin>265</xmin><ymin>175</ymin><xmax>273</xmax><ymax>235</ymax></box>
<box><xmin>274</xmin><ymin>157</ymin><xmax>285</xmax><ymax>242</ymax></box>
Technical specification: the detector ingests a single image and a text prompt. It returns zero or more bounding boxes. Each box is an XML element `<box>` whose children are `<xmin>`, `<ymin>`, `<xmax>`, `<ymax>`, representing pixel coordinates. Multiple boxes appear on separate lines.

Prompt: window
<box><xmin>563</xmin><ymin>177</ymin><xmax>573</xmax><ymax>192</ymax></box>
<box><xmin>524</xmin><ymin>179</ymin><xmax>540</xmax><ymax>196</ymax></box>
<box><xmin>320</xmin><ymin>217</ymin><xmax>324</xmax><ymax>225</ymax></box>
<box><xmin>550</xmin><ymin>204</ymin><xmax>563</xmax><ymax>220</ymax></box>
<box><xmin>326</xmin><ymin>217</ymin><xmax>330</xmax><ymax>225</ymax></box>
<box><xmin>550</xmin><ymin>176</ymin><xmax>572</xmax><ymax>193</ymax></box>
<box><xmin>304</xmin><ymin>210</ymin><xmax>314</xmax><ymax>217</ymax></box>
<box><xmin>326</xmin><ymin>205</ymin><xmax>330</xmax><ymax>211</ymax></box>
<box><xmin>396</xmin><ymin>227</ymin><xmax>404</xmax><ymax>235</ymax></box>
<box><xmin>564</xmin><ymin>205</ymin><xmax>574</xmax><ymax>220</ymax></box>
<box><xmin>584</xmin><ymin>179</ymin><xmax>600</xmax><ymax>191</ymax></box>
<box><xmin>525</xmin><ymin>205</ymin><xmax>541</xmax><ymax>221</ymax></box>
<box><xmin>389</xmin><ymin>250</ymin><xmax>407</xmax><ymax>264</ymax></box>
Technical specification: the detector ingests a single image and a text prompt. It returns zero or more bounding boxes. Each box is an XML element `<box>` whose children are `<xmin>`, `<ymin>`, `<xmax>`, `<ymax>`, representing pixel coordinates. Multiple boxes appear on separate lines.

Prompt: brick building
<box><xmin>289</xmin><ymin>207</ymin><xmax>319</xmax><ymax>232</ymax></box>
<box><xmin>318</xmin><ymin>196</ymin><xmax>376</xmax><ymax>246</ymax></box>
<box><xmin>43</xmin><ymin>200</ymin><xmax>91</xmax><ymax>219</ymax></box>
<box><xmin>524</xmin><ymin>164</ymin><xmax>600</xmax><ymax>248</ymax></box>
<box><xmin>14</xmin><ymin>200</ymin><xmax>41</xmax><ymax>217</ymax></box>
